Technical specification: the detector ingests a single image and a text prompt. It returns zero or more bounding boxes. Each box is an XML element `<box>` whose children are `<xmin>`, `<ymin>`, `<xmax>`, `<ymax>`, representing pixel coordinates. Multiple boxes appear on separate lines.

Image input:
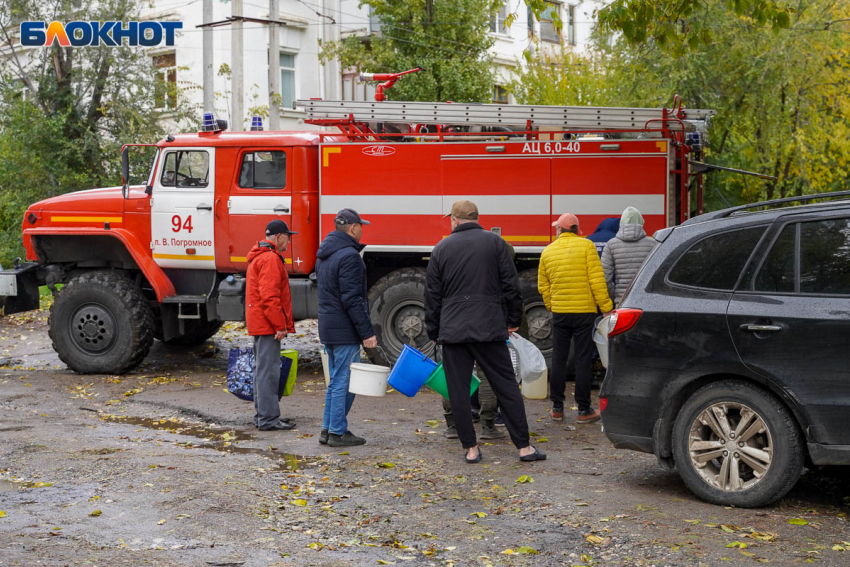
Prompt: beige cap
<box><xmin>447</xmin><ymin>199</ymin><xmax>479</xmax><ymax>220</ymax></box>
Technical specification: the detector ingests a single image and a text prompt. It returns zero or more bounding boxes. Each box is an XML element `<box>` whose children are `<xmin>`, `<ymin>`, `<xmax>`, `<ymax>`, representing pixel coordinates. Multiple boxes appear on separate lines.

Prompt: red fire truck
<box><xmin>0</xmin><ymin>94</ymin><xmax>713</xmax><ymax>375</ymax></box>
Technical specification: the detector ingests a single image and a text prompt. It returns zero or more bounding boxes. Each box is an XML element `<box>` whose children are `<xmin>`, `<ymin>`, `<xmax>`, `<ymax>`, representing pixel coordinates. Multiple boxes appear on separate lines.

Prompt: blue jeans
<box><xmin>323</xmin><ymin>344</ymin><xmax>360</xmax><ymax>435</ymax></box>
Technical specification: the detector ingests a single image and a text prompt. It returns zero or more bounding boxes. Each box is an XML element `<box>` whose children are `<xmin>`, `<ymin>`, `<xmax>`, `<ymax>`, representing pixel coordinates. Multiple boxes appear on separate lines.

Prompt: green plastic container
<box><xmin>425</xmin><ymin>362</ymin><xmax>480</xmax><ymax>400</ymax></box>
<box><xmin>280</xmin><ymin>349</ymin><xmax>298</xmax><ymax>397</ymax></box>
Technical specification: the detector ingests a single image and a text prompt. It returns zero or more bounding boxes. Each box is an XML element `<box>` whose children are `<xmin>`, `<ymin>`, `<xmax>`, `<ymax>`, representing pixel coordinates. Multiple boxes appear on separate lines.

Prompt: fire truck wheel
<box><xmin>368</xmin><ymin>268</ymin><xmax>435</xmax><ymax>362</ymax></box>
<box><xmin>519</xmin><ymin>269</ymin><xmax>553</xmax><ymax>363</ymax></box>
<box><xmin>48</xmin><ymin>271</ymin><xmax>155</xmax><ymax>375</ymax></box>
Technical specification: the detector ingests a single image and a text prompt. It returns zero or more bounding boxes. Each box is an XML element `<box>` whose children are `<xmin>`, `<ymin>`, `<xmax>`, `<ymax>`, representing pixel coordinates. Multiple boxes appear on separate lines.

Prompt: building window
<box><xmin>540</xmin><ymin>2</ymin><xmax>561</xmax><ymax>43</ymax></box>
<box><xmin>567</xmin><ymin>4</ymin><xmax>576</xmax><ymax>46</ymax></box>
<box><xmin>280</xmin><ymin>53</ymin><xmax>296</xmax><ymax>109</ymax></box>
<box><xmin>239</xmin><ymin>151</ymin><xmax>287</xmax><ymax>190</ymax></box>
<box><xmin>491</xmin><ymin>1</ymin><xmax>509</xmax><ymax>34</ymax></box>
<box><xmin>492</xmin><ymin>85</ymin><xmax>509</xmax><ymax>104</ymax></box>
<box><xmin>153</xmin><ymin>53</ymin><xmax>177</xmax><ymax>110</ymax></box>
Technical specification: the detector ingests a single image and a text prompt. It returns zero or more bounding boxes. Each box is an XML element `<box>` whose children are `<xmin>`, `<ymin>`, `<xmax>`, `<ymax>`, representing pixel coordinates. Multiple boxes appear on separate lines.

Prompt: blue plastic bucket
<box><xmin>387</xmin><ymin>344</ymin><xmax>437</xmax><ymax>397</ymax></box>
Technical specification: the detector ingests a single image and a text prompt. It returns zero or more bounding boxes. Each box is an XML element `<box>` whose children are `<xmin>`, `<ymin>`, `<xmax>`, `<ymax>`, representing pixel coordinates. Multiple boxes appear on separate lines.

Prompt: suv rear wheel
<box><xmin>672</xmin><ymin>380</ymin><xmax>803</xmax><ymax>508</ymax></box>
<box><xmin>49</xmin><ymin>271</ymin><xmax>155</xmax><ymax>375</ymax></box>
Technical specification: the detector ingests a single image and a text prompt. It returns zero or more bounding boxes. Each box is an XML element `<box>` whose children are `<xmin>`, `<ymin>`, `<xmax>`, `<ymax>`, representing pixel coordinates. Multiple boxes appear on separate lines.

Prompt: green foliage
<box><xmin>594</xmin><ymin>0</ymin><xmax>793</xmax><ymax>54</ymax></box>
<box><xmin>0</xmin><ymin>0</ymin><xmax>195</xmax><ymax>267</ymax></box>
<box><xmin>513</xmin><ymin>0</ymin><xmax>850</xmax><ymax>211</ymax></box>
<box><xmin>320</xmin><ymin>0</ymin><xmax>503</xmax><ymax>102</ymax></box>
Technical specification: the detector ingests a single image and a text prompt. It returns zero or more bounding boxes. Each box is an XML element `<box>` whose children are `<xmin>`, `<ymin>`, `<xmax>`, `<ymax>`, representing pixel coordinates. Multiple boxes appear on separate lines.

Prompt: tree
<box><xmin>0</xmin><ymin>0</ymin><xmax>195</xmax><ymax>267</ymax></box>
<box><xmin>319</xmin><ymin>0</ymin><xmax>503</xmax><ymax>103</ymax></box>
<box><xmin>511</xmin><ymin>0</ymin><xmax>850</xmax><ymax>209</ymax></box>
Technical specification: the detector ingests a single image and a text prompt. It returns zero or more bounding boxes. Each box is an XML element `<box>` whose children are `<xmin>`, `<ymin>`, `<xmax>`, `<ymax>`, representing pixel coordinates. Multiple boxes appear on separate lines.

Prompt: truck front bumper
<box><xmin>0</xmin><ymin>262</ymin><xmax>42</xmax><ymax>314</ymax></box>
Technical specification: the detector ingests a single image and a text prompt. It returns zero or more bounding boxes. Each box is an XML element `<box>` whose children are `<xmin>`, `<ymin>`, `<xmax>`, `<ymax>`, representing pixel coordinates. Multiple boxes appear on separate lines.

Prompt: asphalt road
<box><xmin>2</xmin><ymin>308</ymin><xmax>850</xmax><ymax>566</ymax></box>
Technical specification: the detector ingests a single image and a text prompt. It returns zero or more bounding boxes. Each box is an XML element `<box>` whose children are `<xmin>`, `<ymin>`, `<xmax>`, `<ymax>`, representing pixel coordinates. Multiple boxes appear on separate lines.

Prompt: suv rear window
<box><xmin>800</xmin><ymin>218</ymin><xmax>850</xmax><ymax>295</ymax></box>
<box><xmin>755</xmin><ymin>224</ymin><xmax>796</xmax><ymax>293</ymax></box>
<box><xmin>668</xmin><ymin>227</ymin><xmax>765</xmax><ymax>290</ymax></box>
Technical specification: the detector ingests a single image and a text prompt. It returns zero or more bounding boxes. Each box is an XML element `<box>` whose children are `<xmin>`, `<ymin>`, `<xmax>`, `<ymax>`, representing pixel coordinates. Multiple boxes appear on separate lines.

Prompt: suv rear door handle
<box><xmin>739</xmin><ymin>324</ymin><xmax>783</xmax><ymax>332</ymax></box>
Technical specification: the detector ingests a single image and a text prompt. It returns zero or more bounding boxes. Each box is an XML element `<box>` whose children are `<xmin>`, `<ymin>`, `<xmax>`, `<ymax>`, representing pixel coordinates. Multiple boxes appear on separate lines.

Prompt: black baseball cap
<box><xmin>335</xmin><ymin>208</ymin><xmax>370</xmax><ymax>226</ymax></box>
<box><xmin>265</xmin><ymin>219</ymin><xmax>297</xmax><ymax>236</ymax></box>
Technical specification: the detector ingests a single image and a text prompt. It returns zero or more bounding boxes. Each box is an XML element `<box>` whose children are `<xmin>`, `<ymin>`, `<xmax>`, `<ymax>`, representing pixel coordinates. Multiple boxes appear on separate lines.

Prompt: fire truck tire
<box><xmin>48</xmin><ymin>271</ymin><xmax>155</xmax><ymax>375</ymax></box>
<box><xmin>368</xmin><ymin>268</ymin><xmax>435</xmax><ymax>362</ymax></box>
<box><xmin>518</xmin><ymin>269</ymin><xmax>553</xmax><ymax>363</ymax></box>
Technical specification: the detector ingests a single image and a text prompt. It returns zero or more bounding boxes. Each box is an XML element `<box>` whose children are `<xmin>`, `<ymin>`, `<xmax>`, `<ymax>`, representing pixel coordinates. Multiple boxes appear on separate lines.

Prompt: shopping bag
<box><xmin>226</xmin><ymin>347</ymin><xmax>294</xmax><ymax>401</ymax></box>
<box><xmin>508</xmin><ymin>333</ymin><xmax>547</xmax><ymax>383</ymax></box>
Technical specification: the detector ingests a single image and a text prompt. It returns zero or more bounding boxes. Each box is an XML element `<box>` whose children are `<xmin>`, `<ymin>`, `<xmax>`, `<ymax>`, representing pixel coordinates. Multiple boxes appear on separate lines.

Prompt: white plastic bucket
<box><xmin>522</xmin><ymin>367</ymin><xmax>548</xmax><ymax>400</ymax></box>
<box><xmin>348</xmin><ymin>362</ymin><xmax>391</xmax><ymax>397</ymax></box>
<box><xmin>594</xmin><ymin>316</ymin><xmax>610</xmax><ymax>368</ymax></box>
<box><xmin>320</xmin><ymin>346</ymin><xmax>330</xmax><ymax>387</ymax></box>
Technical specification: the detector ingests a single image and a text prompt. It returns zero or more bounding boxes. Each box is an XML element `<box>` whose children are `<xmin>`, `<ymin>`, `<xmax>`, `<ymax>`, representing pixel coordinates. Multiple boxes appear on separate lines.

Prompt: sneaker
<box><xmin>471</xmin><ymin>407</ymin><xmax>481</xmax><ymax>423</ymax></box>
<box><xmin>577</xmin><ymin>409</ymin><xmax>601</xmax><ymax>424</ymax></box>
<box><xmin>494</xmin><ymin>412</ymin><xmax>506</xmax><ymax>427</ymax></box>
<box><xmin>443</xmin><ymin>425</ymin><xmax>459</xmax><ymax>439</ymax></box>
<box><xmin>328</xmin><ymin>431</ymin><xmax>366</xmax><ymax>447</ymax></box>
<box><xmin>551</xmin><ymin>408</ymin><xmax>564</xmax><ymax>421</ymax></box>
<box><xmin>319</xmin><ymin>429</ymin><xmax>329</xmax><ymax>445</ymax></box>
<box><xmin>480</xmin><ymin>424</ymin><xmax>506</xmax><ymax>440</ymax></box>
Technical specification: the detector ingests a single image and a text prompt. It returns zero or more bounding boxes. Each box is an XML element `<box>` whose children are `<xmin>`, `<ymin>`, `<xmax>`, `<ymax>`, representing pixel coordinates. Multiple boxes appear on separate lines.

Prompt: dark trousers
<box><xmin>550</xmin><ymin>312</ymin><xmax>596</xmax><ymax>412</ymax></box>
<box><xmin>443</xmin><ymin>341</ymin><xmax>530</xmax><ymax>450</ymax></box>
<box><xmin>253</xmin><ymin>334</ymin><xmax>282</xmax><ymax>428</ymax></box>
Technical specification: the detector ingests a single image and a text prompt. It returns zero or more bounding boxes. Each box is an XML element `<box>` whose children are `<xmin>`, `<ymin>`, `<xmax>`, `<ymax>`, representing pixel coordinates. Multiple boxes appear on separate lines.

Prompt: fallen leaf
<box><xmin>32</xmin><ymin>482</ymin><xmax>53</xmax><ymax>488</ymax></box>
<box><xmin>157</xmin><ymin>519</ymin><xmax>166</xmax><ymax>525</ymax></box>
<box><xmin>516</xmin><ymin>475</ymin><xmax>534</xmax><ymax>484</ymax></box>
<box><xmin>426</xmin><ymin>420</ymin><xmax>440</xmax><ymax>427</ymax></box>
<box><xmin>293</xmin><ymin>499</ymin><xmax>308</xmax><ymax>506</ymax></box>
<box><xmin>338</xmin><ymin>452</ymin><xmax>350</xmax><ymax>455</ymax></box>
<box><xmin>471</xmin><ymin>512</ymin><xmax>487</xmax><ymax>518</ymax></box>
<box><xmin>0</xmin><ymin>511</ymin><xmax>6</xmax><ymax>518</ymax></box>
<box><xmin>378</xmin><ymin>462</ymin><xmax>396</xmax><ymax>469</ymax></box>
<box><xmin>740</xmin><ymin>551</ymin><xmax>756</xmax><ymax>557</ymax></box>
<box><xmin>586</xmin><ymin>535</ymin><xmax>605</xmax><ymax>545</ymax></box>
<box><xmin>500</xmin><ymin>548</ymin><xmax>516</xmax><ymax>555</ymax></box>
<box><xmin>377</xmin><ymin>561</ymin><xmax>396</xmax><ymax>565</ymax></box>
<box><xmin>720</xmin><ymin>524</ymin><xmax>737</xmax><ymax>533</ymax></box>
<box><xmin>684</xmin><ymin>519</ymin><xmax>701</xmax><ymax>524</ymax></box>
<box><xmin>727</xmin><ymin>541</ymin><xmax>748</xmax><ymax>549</ymax></box>
<box><xmin>89</xmin><ymin>510</ymin><xmax>102</xmax><ymax>517</ymax></box>
<box><xmin>789</xmin><ymin>518</ymin><xmax>809</xmax><ymax>526</ymax></box>
<box><xmin>832</xmin><ymin>545</ymin><xmax>845</xmax><ymax>551</ymax></box>
<box><xmin>517</xmin><ymin>546</ymin><xmax>539</xmax><ymax>554</ymax></box>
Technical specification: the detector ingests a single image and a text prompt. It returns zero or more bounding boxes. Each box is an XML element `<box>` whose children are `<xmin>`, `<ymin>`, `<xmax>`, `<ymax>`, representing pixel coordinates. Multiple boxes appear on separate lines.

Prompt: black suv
<box><xmin>600</xmin><ymin>191</ymin><xmax>850</xmax><ymax>508</ymax></box>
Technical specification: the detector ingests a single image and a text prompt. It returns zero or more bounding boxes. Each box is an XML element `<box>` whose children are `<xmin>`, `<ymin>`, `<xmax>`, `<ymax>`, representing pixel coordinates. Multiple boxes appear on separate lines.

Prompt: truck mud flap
<box><xmin>1</xmin><ymin>262</ymin><xmax>42</xmax><ymax>315</ymax></box>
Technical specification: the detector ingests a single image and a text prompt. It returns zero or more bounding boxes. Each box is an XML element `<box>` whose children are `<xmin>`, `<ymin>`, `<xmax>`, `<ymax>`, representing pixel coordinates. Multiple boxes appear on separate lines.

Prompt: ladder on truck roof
<box><xmin>296</xmin><ymin>99</ymin><xmax>715</xmax><ymax>131</ymax></box>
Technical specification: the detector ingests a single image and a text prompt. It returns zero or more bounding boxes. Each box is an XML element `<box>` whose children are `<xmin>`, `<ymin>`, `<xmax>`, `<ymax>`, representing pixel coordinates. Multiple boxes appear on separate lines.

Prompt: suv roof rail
<box><xmin>693</xmin><ymin>190</ymin><xmax>850</xmax><ymax>222</ymax></box>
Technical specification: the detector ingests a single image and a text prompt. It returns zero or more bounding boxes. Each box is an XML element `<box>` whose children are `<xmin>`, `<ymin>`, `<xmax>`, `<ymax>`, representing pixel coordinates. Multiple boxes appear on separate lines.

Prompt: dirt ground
<box><xmin>2</xmin><ymin>307</ymin><xmax>850</xmax><ymax>567</ymax></box>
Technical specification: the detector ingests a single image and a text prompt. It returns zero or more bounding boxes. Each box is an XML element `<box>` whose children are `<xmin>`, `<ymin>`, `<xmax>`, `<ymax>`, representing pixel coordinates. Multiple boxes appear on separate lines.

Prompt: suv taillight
<box><xmin>607</xmin><ymin>308</ymin><xmax>642</xmax><ymax>338</ymax></box>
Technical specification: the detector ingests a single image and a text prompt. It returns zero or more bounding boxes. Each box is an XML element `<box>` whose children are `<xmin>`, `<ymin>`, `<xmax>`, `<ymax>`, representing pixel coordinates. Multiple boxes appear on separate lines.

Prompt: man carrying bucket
<box><xmin>315</xmin><ymin>208</ymin><xmax>378</xmax><ymax>448</ymax></box>
<box><xmin>424</xmin><ymin>200</ymin><xmax>545</xmax><ymax>464</ymax></box>
<box><xmin>246</xmin><ymin>220</ymin><xmax>298</xmax><ymax>431</ymax></box>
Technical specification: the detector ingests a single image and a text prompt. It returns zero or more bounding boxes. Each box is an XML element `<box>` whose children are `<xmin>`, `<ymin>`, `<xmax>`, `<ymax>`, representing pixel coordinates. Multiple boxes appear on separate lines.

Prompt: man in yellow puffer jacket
<box><xmin>539</xmin><ymin>213</ymin><xmax>613</xmax><ymax>424</ymax></box>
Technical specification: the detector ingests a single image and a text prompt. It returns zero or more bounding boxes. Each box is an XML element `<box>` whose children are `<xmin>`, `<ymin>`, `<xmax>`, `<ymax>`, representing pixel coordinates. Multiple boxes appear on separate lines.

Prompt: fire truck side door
<box><xmin>226</xmin><ymin>148</ymin><xmax>292</xmax><ymax>271</ymax></box>
<box><xmin>150</xmin><ymin>147</ymin><xmax>216</xmax><ymax>269</ymax></box>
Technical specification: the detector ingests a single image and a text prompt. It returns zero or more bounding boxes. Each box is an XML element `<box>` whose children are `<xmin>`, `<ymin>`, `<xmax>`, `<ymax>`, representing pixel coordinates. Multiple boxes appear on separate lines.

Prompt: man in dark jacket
<box><xmin>425</xmin><ymin>200</ymin><xmax>545</xmax><ymax>464</ymax></box>
<box><xmin>586</xmin><ymin>217</ymin><xmax>620</xmax><ymax>257</ymax></box>
<box><xmin>315</xmin><ymin>208</ymin><xmax>377</xmax><ymax>448</ymax></box>
<box><xmin>246</xmin><ymin>220</ymin><xmax>297</xmax><ymax>431</ymax></box>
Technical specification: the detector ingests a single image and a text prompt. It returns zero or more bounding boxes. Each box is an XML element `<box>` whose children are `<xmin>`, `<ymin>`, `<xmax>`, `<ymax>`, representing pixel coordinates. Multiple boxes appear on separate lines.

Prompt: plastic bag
<box><xmin>226</xmin><ymin>347</ymin><xmax>294</xmax><ymax>401</ymax></box>
<box><xmin>508</xmin><ymin>333</ymin><xmax>547</xmax><ymax>383</ymax></box>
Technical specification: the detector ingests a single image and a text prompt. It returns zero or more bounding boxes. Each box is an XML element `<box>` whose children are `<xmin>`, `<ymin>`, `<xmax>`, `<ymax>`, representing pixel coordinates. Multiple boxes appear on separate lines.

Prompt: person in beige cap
<box><xmin>424</xmin><ymin>200</ymin><xmax>545</xmax><ymax>464</ymax></box>
<box><xmin>539</xmin><ymin>213</ymin><xmax>612</xmax><ymax>424</ymax></box>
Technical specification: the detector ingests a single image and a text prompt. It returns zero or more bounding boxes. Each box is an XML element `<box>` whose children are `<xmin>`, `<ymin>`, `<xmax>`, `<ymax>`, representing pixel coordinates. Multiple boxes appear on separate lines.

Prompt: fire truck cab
<box><xmin>1</xmin><ymin>98</ymin><xmax>713</xmax><ymax>375</ymax></box>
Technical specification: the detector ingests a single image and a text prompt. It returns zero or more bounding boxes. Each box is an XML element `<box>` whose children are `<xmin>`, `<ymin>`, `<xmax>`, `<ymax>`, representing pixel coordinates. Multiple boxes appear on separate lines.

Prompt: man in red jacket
<box><xmin>246</xmin><ymin>220</ymin><xmax>297</xmax><ymax>431</ymax></box>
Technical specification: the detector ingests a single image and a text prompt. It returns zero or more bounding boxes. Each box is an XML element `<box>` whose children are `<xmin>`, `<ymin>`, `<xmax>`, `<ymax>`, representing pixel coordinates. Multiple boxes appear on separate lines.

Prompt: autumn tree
<box><xmin>512</xmin><ymin>0</ymin><xmax>850</xmax><ymax>208</ymax></box>
<box><xmin>320</xmin><ymin>0</ymin><xmax>503</xmax><ymax>103</ymax></box>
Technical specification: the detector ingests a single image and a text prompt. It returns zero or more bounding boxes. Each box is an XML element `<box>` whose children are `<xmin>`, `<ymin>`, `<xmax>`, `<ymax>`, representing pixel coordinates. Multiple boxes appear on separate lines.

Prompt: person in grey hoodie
<box><xmin>601</xmin><ymin>207</ymin><xmax>657</xmax><ymax>306</ymax></box>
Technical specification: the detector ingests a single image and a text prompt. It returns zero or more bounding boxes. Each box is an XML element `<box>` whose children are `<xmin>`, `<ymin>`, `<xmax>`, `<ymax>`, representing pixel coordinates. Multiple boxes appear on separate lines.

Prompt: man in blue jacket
<box><xmin>586</xmin><ymin>217</ymin><xmax>620</xmax><ymax>257</ymax></box>
<box><xmin>315</xmin><ymin>208</ymin><xmax>378</xmax><ymax>448</ymax></box>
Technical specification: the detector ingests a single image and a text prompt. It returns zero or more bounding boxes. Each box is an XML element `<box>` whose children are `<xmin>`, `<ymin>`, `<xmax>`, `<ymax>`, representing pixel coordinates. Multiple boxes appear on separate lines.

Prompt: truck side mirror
<box><xmin>121</xmin><ymin>146</ymin><xmax>130</xmax><ymax>199</ymax></box>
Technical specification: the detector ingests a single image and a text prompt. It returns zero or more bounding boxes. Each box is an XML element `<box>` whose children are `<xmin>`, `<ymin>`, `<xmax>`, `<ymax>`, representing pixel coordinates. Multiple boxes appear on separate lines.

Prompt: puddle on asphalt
<box><xmin>0</xmin><ymin>479</ymin><xmax>54</xmax><ymax>492</ymax></box>
<box><xmin>100</xmin><ymin>415</ymin><xmax>319</xmax><ymax>471</ymax></box>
